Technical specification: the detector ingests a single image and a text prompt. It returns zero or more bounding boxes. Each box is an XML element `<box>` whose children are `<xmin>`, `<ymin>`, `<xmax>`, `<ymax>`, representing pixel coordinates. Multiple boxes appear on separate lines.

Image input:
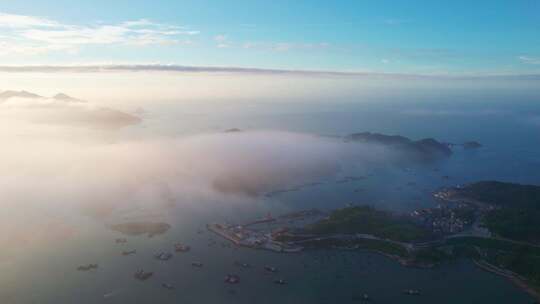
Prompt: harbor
<box><xmin>206</xmin><ymin>222</ymin><xmax>304</xmax><ymax>253</ymax></box>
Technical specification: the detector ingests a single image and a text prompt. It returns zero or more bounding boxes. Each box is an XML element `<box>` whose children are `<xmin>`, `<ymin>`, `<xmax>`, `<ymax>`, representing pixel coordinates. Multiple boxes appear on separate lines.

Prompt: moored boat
<box><xmin>134</xmin><ymin>269</ymin><xmax>153</xmax><ymax>281</ymax></box>
<box><xmin>77</xmin><ymin>264</ymin><xmax>98</xmax><ymax>271</ymax></box>
<box><xmin>224</xmin><ymin>274</ymin><xmax>240</xmax><ymax>284</ymax></box>
<box><xmin>402</xmin><ymin>289</ymin><xmax>421</xmax><ymax>296</ymax></box>
<box><xmin>154</xmin><ymin>252</ymin><xmax>173</xmax><ymax>261</ymax></box>
<box><xmin>192</xmin><ymin>262</ymin><xmax>204</xmax><ymax>268</ymax></box>
<box><xmin>175</xmin><ymin>243</ymin><xmax>191</xmax><ymax>252</ymax></box>
<box><xmin>162</xmin><ymin>283</ymin><xmax>175</xmax><ymax>290</ymax></box>
<box><xmin>234</xmin><ymin>261</ymin><xmax>251</xmax><ymax>268</ymax></box>
<box><xmin>264</xmin><ymin>265</ymin><xmax>278</xmax><ymax>273</ymax></box>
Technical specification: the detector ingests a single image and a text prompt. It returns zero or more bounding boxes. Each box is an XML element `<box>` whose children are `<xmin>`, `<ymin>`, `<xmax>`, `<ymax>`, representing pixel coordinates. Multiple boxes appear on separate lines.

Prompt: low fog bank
<box><xmin>0</xmin><ymin>129</ymin><xmax>397</xmax><ymax>253</ymax></box>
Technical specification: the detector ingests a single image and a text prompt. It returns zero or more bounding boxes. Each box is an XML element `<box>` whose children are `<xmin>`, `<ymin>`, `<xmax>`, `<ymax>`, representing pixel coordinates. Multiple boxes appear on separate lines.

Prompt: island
<box><xmin>345</xmin><ymin>132</ymin><xmax>452</xmax><ymax>161</ymax></box>
<box><xmin>224</xmin><ymin>128</ymin><xmax>242</xmax><ymax>133</ymax></box>
<box><xmin>462</xmin><ymin>141</ymin><xmax>482</xmax><ymax>149</ymax></box>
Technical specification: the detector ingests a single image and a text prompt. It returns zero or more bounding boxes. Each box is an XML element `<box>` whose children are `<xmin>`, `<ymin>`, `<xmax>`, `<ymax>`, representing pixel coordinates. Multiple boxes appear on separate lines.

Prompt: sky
<box><xmin>1</xmin><ymin>0</ymin><xmax>539</xmax><ymax>75</ymax></box>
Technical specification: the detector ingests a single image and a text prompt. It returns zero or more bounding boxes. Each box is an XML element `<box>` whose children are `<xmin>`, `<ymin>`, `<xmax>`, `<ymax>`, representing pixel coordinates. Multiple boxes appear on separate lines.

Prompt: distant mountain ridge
<box><xmin>52</xmin><ymin>93</ymin><xmax>85</xmax><ymax>103</ymax></box>
<box><xmin>0</xmin><ymin>90</ymin><xmax>42</xmax><ymax>100</ymax></box>
<box><xmin>0</xmin><ymin>89</ymin><xmax>140</xmax><ymax>128</ymax></box>
<box><xmin>0</xmin><ymin>90</ymin><xmax>84</xmax><ymax>102</ymax></box>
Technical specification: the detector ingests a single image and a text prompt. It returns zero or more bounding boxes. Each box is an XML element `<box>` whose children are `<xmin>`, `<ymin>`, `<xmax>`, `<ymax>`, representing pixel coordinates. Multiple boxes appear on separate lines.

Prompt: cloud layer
<box><xmin>0</xmin><ymin>129</ymin><xmax>395</xmax><ymax>252</ymax></box>
<box><xmin>0</xmin><ymin>13</ymin><xmax>198</xmax><ymax>55</ymax></box>
<box><xmin>519</xmin><ymin>56</ymin><xmax>540</xmax><ymax>65</ymax></box>
<box><xmin>1</xmin><ymin>64</ymin><xmax>540</xmax><ymax>79</ymax></box>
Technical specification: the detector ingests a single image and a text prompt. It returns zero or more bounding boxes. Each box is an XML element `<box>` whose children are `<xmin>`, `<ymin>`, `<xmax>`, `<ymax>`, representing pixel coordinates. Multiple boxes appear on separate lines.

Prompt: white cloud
<box><xmin>0</xmin><ymin>13</ymin><xmax>198</xmax><ymax>55</ymax></box>
<box><xmin>212</xmin><ymin>36</ymin><xmax>330</xmax><ymax>52</ymax></box>
<box><xmin>214</xmin><ymin>34</ymin><xmax>230</xmax><ymax>48</ymax></box>
<box><xmin>0</xmin><ymin>12</ymin><xmax>59</xmax><ymax>28</ymax></box>
<box><xmin>242</xmin><ymin>42</ymin><xmax>329</xmax><ymax>52</ymax></box>
<box><xmin>0</xmin><ymin>41</ymin><xmax>74</xmax><ymax>56</ymax></box>
<box><xmin>519</xmin><ymin>56</ymin><xmax>540</xmax><ymax>65</ymax></box>
<box><xmin>402</xmin><ymin>109</ymin><xmax>507</xmax><ymax>116</ymax></box>
<box><xmin>0</xmin><ymin>64</ymin><xmax>539</xmax><ymax>80</ymax></box>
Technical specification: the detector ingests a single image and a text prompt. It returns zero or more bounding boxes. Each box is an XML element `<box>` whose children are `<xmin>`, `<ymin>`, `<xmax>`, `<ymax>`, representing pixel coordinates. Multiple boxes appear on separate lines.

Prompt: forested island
<box><xmin>305</xmin><ymin>206</ymin><xmax>432</xmax><ymax>242</ymax></box>
<box><xmin>345</xmin><ymin>132</ymin><xmax>452</xmax><ymax>161</ymax></box>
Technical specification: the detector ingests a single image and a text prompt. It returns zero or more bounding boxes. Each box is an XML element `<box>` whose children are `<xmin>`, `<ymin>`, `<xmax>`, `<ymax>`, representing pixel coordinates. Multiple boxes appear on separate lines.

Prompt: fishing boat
<box><xmin>77</xmin><ymin>264</ymin><xmax>98</xmax><ymax>271</ymax></box>
<box><xmin>224</xmin><ymin>274</ymin><xmax>240</xmax><ymax>284</ymax></box>
<box><xmin>162</xmin><ymin>283</ymin><xmax>175</xmax><ymax>290</ymax></box>
<box><xmin>234</xmin><ymin>261</ymin><xmax>251</xmax><ymax>268</ymax></box>
<box><xmin>154</xmin><ymin>252</ymin><xmax>173</xmax><ymax>261</ymax></box>
<box><xmin>402</xmin><ymin>289</ymin><xmax>421</xmax><ymax>296</ymax></box>
<box><xmin>192</xmin><ymin>262</ymin><xmax>204</xmax><ymax>268</ymax></box>
<box><xmin>175</xmin><ymin>243</ymin><xmax>191</xmax><ymax>252</ymax></box>
<box><xmin>134</xmin><ymin>269</ymin><xmax>153</xmax><ymax>281</ymax></box>
<box><xmin>264</xmin><ymin>266</ymin><xmax>278</xmax><ymax>273</ymax></box>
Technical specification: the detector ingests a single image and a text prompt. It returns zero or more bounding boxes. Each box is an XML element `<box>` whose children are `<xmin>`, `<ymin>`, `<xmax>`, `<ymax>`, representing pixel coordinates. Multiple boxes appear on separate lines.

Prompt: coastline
<box><xmin>473</xmin><ymin>259</ymin><xmax>540</xmax><ymax>302</ymax></box>
<box><xmin>359</xmin><ymin>249</ymin><xmax>434</xmax><ymax>269</ymax></box>
<box><xmin>208</xmin><ymin>205</ymin><xmax>540</xmax><ymax>302</ymax></box>
<box><xmin>312</xmin><ymin>244</ymin><xmax>538</xmax><ymax>300</ymax></box>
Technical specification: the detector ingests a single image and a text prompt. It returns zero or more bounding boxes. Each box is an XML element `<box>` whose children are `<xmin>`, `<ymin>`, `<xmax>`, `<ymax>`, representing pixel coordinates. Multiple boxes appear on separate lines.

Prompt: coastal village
<box><xmin>409</xmin><ymin>200</ymin><xmax>476</xmax><ymax>235</ymax></box>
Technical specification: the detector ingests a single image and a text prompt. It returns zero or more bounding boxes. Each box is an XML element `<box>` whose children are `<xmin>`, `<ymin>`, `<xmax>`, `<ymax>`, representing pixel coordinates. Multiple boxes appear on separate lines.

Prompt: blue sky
<box><xmin>1</xmin><ymin>0</ymin><xmax>539</xmax><ymax>74</ymax></box>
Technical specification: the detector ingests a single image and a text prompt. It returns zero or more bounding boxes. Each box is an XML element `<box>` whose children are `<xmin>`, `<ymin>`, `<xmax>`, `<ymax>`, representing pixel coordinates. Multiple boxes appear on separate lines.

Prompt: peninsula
<box><xmin>209</xmin><ymin>180</ymin><xmax>540</xmax><ymax>300</ymax></box>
